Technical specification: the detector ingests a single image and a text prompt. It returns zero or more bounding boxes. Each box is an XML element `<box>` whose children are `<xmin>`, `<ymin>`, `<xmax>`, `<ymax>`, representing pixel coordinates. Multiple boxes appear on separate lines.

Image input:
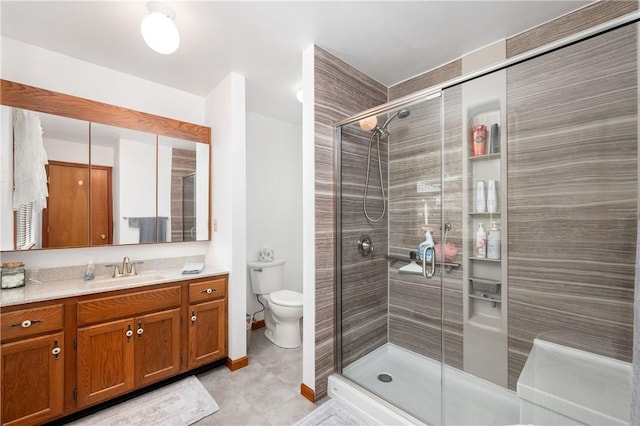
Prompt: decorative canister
<box><xmin>1</xmin><ymin>262</ymin><xmax>26</xmax><ymax>289</ymax></box>
<box><xmin>472</xmin><ymin>124</ymin><xmax>487</xmax><ymax>156</ymax></box>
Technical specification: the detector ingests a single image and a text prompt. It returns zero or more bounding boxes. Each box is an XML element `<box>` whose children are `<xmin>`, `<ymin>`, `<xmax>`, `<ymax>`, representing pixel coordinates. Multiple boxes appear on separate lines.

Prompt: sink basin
<box><xmin>91</xmin><ymin>273</ymin><xmax>166</xmax><ymax>286</ymax></box>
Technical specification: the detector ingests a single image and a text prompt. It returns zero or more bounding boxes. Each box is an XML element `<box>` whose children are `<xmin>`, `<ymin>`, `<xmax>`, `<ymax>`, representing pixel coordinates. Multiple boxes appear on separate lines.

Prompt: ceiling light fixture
<box><xmin>141</xmin><ymin>1</ymin><xmax>180</xmax><ymax>55</ymax></box>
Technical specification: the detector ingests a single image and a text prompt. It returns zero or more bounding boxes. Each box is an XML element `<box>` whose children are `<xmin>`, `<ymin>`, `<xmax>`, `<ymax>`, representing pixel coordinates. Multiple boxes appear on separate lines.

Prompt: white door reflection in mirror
<box><xmin>90</xmin><ymin>123</ymin><xmax>157</xmax><ymax>245</ymax></box>
<box><xmin>158</xmin><ymin>136</ymin><xmax>209</xmax><ymax>242</ymax></box>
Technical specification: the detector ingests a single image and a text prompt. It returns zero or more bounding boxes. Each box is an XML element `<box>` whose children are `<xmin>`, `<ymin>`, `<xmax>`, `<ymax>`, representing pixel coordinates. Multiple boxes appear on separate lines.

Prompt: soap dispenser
<box><xmin>418</xmin><ymin>226</ymin><xmax>435</xmax><ymax>262</ymax></box>
<box><xmin>83</xmin><ymin>256</ymin><xmax>96</xmax><ymax>281</ymax></box>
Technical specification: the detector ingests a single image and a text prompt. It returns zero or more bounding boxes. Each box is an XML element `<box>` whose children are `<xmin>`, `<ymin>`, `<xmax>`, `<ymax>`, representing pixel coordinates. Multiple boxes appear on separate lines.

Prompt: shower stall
<box><xmin>333</xmin><ymin>17</ymin><xmax>638</xmax><ymax>425</ymax></box>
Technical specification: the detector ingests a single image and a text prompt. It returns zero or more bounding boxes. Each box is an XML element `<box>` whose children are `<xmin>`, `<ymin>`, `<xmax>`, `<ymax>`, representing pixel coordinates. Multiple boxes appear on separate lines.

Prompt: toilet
<box><xmin>248</xmin><ymin>258</ymin><xmax>303</xmax><ymax>348</ymax></box>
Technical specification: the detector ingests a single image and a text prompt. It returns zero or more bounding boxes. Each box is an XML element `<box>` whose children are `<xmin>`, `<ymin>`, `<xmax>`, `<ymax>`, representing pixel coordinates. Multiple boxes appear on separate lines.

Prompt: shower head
<box><xmin>378</xmin><ymin>109</ymin><xmax>411</xmax><ymax>135</ymax></box>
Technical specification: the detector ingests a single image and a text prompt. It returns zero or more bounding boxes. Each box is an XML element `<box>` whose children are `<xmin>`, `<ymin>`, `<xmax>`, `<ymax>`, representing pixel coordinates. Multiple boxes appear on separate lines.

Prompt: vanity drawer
<box><xmin>77</xmin><ymin>285</ymin><xmax>181</xmax><ymax>326</ymax></box>
<box><xmin>189</xmin><ymin>278</ymin><xmax>227</xmax><ymax>303</ymax></box>
<box><xmin>1</xmin><ymin>304</ymin><xmax>64</xmax><ymax>341</ymax></box>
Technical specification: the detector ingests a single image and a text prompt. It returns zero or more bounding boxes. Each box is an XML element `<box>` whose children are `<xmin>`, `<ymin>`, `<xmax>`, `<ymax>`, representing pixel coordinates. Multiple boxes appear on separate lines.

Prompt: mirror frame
<box><xmin>1</xmin><ymin>79</ymin><xmax>212</xmax><ymax>249</ymax></box>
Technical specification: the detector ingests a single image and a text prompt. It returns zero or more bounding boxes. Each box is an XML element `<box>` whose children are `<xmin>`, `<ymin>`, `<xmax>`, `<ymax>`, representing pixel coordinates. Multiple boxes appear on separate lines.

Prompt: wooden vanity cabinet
<box><xmin>0</xmin><ymin>304</ymin><xmax>65</xmax><ymax>426</ymax></box>
<box><xmin>0</xmin><ymin>273</ymin><xmax>228</xmax><ymax>424</ymax></box>
<box><xmin>188</xmin><ymin>277</ymin><xmax>228</xmax><ymax>368</ymax></box>
<box><xmin>75</xmin><ymin>285</ymin><xmax>182</xmax><ymax>408</ymax></box>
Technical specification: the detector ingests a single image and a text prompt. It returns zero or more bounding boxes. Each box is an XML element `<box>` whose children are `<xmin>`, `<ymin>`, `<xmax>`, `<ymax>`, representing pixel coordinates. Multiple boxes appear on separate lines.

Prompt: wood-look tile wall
<box><xmin>506</xmin><ymin>24</ymin><xmax>638</xmax><ymax>389</ymax></box>
<box><xmin>314</xmin><ymin>47</ymin><xmax>388</xmax><ymax>398</ymax></box>
<box><xmin>170</xmin><ymin>148</ymin><xmax>196</xmax><ymax>242</ymax></box>
<box><xmin>386</xmin><ymin>87</ymin><xmax>464</xmax><ymax>369</ymax></box>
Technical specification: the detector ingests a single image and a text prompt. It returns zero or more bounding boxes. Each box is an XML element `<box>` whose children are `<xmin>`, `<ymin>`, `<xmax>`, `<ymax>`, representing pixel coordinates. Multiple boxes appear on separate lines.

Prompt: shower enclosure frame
<box><xmin>333</xmin><ymin>10</ymin><xmax>640</xmax><ymax>425</ymax></box>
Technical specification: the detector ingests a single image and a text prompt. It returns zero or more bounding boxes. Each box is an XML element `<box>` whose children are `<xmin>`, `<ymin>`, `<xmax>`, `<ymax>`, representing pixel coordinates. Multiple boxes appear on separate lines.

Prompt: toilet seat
<box><xmin>269</xmin><ymin>289</ymin><xmax>302</xmax><ymax>307</ymax></box>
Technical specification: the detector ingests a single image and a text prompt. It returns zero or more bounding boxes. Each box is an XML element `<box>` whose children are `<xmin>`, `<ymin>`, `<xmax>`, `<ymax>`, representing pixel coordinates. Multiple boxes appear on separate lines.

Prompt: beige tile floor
<box><xmin>195</xmin><ymin>327</ymin><xmax>324</xmax><ymax>425</ymax></box>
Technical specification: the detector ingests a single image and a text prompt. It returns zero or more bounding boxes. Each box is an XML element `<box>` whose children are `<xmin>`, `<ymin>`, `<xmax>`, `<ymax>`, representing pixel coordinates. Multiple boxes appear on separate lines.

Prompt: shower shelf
<box><xmin>385</xmin><ymin>255</ymin><xmax>460</xmax><ymax>272</ymax></box>
<box><xmin>468</xmin><ymin>153</ymin><xmax>500</xmax><ymax>162</ymax></box>
<box><xmin>469</xmin><ymin>211</ymin><xmax>501</xmax><ymax>217</ymax></box>
<box><xmin>469</xmin><ymin>293</ymin><xmax>501</xmax><ymax>307</ymax></box>
<box><xmin>469</xmin><ymin>257</ymin><xmax>500</xmax><ymax>263</ymax></box>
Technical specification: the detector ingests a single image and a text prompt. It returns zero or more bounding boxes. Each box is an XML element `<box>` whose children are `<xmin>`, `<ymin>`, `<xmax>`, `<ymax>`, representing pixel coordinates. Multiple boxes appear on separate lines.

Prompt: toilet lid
<box><xmin>269</xmin><ymin>290</ymin><xmax>302</xmax><ymax>307</ymax></box>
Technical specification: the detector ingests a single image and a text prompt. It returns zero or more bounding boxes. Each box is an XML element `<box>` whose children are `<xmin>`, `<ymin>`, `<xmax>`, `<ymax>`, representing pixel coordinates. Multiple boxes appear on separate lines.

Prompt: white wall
<box><xmin>301</xmin><ymin>44</ymin><xmax>316</xmax><ymax>391</ymax></box>
<box><xmin>1</xmin><ymin>37</ymin><xmax>204</xmax><ymax>124</ymax></box>
<box><xmin>205</xmin><ymin>72</ymin><xmax>247</xmax><ymax>361</ymax></box>
<box><xmin>246</xmin><ymin>111</ymin><xmax>302</xmax><ymax>319</ymax></box>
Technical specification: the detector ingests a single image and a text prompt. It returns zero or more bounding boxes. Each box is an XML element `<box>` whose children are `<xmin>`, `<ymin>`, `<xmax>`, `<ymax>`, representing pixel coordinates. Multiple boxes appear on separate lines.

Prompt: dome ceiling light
<box><xmin>140</xmin><ymin>1</ymin><xmax>180</xmax><ymax>55</ymax></box>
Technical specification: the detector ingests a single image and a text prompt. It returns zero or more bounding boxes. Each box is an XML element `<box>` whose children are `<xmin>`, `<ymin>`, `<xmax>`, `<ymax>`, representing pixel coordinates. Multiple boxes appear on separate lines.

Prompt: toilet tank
<box><xmin>247</xmin><ymin>258</ymin><xmax>285</xmax><ymax>295</ymax></box>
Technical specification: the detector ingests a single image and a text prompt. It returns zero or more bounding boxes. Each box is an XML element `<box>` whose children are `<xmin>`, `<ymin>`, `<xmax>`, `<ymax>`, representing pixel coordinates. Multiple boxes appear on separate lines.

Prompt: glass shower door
<box><xmin>336</xmin><ymin>93</ymin><xmax>445</xmax><ymax>424</ymax></box>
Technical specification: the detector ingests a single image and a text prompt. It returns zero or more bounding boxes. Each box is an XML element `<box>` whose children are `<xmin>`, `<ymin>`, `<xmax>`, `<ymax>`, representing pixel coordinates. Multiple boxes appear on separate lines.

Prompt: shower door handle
<box><xmin>422</xmin><ymin>246</ymin><xmax>435</xmax><ymax>279</ymax></box>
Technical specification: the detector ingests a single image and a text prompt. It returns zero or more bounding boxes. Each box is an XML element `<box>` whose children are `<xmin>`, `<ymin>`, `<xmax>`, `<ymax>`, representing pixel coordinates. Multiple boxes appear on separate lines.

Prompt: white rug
<box><xmin>68</xmin><ymin>376</ymin><xmax>219</xmax><ymax>426</ymax></box>
<box><xmin>294</xmin><ymin>399</ymin><xmax>372</xmax><ymax>426</ymax></box>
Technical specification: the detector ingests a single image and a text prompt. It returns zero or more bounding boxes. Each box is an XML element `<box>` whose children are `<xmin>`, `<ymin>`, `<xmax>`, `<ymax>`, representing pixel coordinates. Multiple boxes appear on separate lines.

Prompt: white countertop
<box><xmin>0</xmin><ymin>265</ymin><xmax>229</xmax><ymax>308</ymax></box>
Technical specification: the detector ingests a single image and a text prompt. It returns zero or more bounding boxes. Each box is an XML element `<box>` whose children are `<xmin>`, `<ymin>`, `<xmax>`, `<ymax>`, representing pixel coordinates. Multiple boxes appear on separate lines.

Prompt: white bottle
<box><xmin>475</xmin><ymin>223</ymin><xmax>487</xmax><ymax>258</ymax></box>
<box><xmin>487</xmin><ymin>222</ymin><xmax>501</xmax><ymax>260</ymax></box>
<box><xmin>487</xmin><ymin>180</ymin><xmax>497</xmax><ymax>213</ymax></box>
<box><xmin>475</xmin><ymin>181</ymin><xmax>486</xmax><ymax>213</ymax></box>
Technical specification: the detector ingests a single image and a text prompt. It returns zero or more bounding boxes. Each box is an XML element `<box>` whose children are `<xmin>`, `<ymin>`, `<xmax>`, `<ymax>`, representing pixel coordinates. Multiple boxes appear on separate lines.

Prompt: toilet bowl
<box><xmin>248</xmin><ymin>259</ymin><xmax>303</xmax><ymax>349</ymax></box>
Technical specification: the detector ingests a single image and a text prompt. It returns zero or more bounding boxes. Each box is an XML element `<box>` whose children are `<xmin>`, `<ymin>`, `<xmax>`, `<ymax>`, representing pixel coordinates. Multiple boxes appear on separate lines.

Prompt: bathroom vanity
<box><xmin>0</xmin><ymin>270</ymin><xmax>228</xmax><ymax>426</ymax></box>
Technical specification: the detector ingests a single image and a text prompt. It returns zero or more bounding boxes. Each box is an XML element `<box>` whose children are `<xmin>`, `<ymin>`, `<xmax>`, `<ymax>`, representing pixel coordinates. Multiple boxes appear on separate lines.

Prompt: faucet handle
<box><xmin>130</xmin><ymin>261</ymin><xmax>144</xmax><ymax>276</ymax></box>
<box><xmin>105</xmin><ymin>264</ymin><xmax>122</xmax><ymax>278</ymax></box>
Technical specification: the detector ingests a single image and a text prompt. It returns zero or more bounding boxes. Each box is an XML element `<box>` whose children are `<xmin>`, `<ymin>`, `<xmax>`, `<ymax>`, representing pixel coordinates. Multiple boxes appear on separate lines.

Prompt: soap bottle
<box><xmin>487</xmin><ymin>180</ymin><xmax>497</xmax><ymax>213</ymax></box>
<box><xmin>487</xmin><ymin>222</ymin><xmax>501</xmax><ymax>260</ymax></box>
<box><xmin>476</xmin><ymin>181</ymin><xmax>486</xmax><ymax>213</ymax></box>
<box><xmin>418</xmin><ymin>226</ymin><xmax>435</xmax><ymax>262</ymax></box>
<box><xmin>83</xmin><ymin>256</ymin><xmax>95</xmax><ymax>281</ymax></box>
<box><xmin>475</xmin><ymin>224</ymin><xmax>487</xmax><ymax>258</ymax></box>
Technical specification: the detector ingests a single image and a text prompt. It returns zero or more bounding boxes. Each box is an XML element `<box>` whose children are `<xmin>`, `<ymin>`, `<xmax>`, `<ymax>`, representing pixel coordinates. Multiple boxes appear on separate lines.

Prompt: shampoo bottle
<box><xmin>487</xmin><ymin>222</ymin><xmax>501</xmax><ymax>260</ymax></box>
<box><xmin>475</xmin><ymin>223</ymin><xmax>487</xmax><ymax>258</ymax></box>
<box><xmin>476</xmin><ymin>181</ymin><xmax>486</xmax><ymax>213</ymax></box>
<box><xmin>487</xmin><ymin>180</ymin><xmax>497</xmax><ymax>213</ymax></box>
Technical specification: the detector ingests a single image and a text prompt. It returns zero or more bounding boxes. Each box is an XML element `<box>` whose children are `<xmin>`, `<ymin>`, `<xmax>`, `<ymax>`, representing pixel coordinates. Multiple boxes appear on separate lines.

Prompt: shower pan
<box><xmin>333</xmin><ymin>16</ymin><xmax>638</xmax><ymax>426</ymax></box>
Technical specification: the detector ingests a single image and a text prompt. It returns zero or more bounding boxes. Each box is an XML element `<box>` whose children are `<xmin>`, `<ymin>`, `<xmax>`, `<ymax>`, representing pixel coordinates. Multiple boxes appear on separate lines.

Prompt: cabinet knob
<box><xmin>126</xmin><ymin>329</ymin><xmax>133</xmax><ymax>337</ymax></box>
<box><xmin>200</xmin><ymin>288</ymin><xmax>215</xmax><ymax>294</ymax></box>
<box><xmin>10</xmin><ymin>319</ymin><xmax>44</xmax><ymax>328</ymax></box>
<box><xmin>100</xmin><ymin>234</ymin><xmax>106</xmax><ymax>240</ymax></box>
<box><xmin>52</xmin><ymin>339</ymin><xmax>61</xmax><ymax>360</ymax></box>
<box><xmin>191</xmin><ymin>311</ymin><xmax>197</xmax><ymax>323</ymax></box>
<box><xmin>137</xmin><ymin>327</ymin><xmax>144</xmax><ymax>336</ymax></box>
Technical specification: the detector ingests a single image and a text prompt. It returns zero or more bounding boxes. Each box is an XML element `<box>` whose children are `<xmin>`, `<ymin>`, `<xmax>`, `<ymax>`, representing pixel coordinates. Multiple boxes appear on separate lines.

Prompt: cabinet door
<box><xmin>1</xmin><ymin>332</ymin><xmax>64</xmax><ymax>426</ymax></box>
<box><xmin>134</xmin><ymin>308</ymin><xmax>181</xmax><ymax>387</ymax></box>
<box><xmin>188</xmin><ymin>300</ymin><xmax>226</xmax><ymax>368</ymax></box>
<box><xmin>77</xmin><ymin>318</ymin><xmax>134</xmax><ymax>408</ymax></box>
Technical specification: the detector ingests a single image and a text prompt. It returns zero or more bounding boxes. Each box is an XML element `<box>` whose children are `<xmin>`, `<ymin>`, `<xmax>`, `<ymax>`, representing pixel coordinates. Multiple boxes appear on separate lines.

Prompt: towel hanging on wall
<box><xmin>12</xmin><ymin>108</ymin><xmax>49</xmax><ymax>211</ymax></box>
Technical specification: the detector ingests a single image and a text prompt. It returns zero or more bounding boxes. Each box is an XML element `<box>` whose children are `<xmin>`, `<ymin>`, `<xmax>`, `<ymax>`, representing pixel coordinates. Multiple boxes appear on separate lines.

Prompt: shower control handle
<box><xmin>357</xmin><ymin>235</ymin><xmax>374</xmax><ymax>257</ymax></box>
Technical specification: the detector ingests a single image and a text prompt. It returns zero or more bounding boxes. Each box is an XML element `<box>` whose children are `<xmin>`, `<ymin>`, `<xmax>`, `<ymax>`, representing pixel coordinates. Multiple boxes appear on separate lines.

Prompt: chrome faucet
<box><xmin>105</xmin><ymin>257</ymin><xmax>144</xmax><ymax>278</ymax></box>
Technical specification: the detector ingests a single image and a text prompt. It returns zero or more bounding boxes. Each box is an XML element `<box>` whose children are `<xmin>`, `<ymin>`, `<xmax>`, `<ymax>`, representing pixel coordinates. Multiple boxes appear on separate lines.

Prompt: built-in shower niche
<box><xmin>468</xmin><ymin>276</ymin><xmax>501</xmax><ymax>329</ymax></box>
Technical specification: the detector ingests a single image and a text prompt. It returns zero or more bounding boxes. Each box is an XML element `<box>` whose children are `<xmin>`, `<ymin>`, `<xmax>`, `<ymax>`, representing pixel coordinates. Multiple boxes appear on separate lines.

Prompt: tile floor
<box><xmin>194</xmin><ymin>327</ymin><xmax>324</xmax><ymax>425</ymax></box>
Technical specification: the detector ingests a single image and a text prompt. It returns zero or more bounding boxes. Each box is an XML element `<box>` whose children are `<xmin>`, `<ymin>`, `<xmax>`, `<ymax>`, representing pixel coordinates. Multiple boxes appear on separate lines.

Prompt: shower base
<box><xmin>335</xmin><ymin>343</ymin><xmax>519</xmax><ymax>425</ymax></box>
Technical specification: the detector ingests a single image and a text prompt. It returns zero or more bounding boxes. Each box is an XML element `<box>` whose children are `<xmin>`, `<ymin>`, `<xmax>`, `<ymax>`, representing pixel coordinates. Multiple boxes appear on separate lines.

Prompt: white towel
<box><xmin>12</xmin><ymin>109</ymin><xmax>48</xmax><ymax>211</ymax></box>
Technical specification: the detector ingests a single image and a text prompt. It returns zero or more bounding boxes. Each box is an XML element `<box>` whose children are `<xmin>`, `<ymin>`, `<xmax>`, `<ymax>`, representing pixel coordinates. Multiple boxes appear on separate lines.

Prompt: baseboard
<box><xmin>251</xmin><ymin>320</ymin><xmax>265</xmax><ymax>330</ymax></box>
<box><xmin>300</xmin><ymin>383</ymin><xmax>315</xmax><ymax>403</ymax></box>
<box><xmin>225</xmin><ymin>356</ymin><xmax>249</xmax><ymax>371</ymax></box>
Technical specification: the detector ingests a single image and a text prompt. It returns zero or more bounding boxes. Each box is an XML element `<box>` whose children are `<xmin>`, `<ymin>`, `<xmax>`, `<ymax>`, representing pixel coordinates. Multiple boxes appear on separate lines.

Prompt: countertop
<box><xmin>0</xmin><ymin>265</ymin><xmax>229</xmax><ymax>308</ymax></box>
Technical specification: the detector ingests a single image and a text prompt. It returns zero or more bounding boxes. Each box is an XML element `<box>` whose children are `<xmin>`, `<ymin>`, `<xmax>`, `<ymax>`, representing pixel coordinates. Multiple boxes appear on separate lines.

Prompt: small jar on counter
<box><xmin>1</xmin><ymin>262</ymin><xmax>26</xmax><ymax>289</ymax></box>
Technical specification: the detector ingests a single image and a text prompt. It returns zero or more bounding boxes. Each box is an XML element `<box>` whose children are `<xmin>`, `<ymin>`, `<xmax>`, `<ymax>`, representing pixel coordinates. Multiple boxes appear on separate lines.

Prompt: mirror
<box><xmin>158</xmin><ymin>136</ymin><xmax>210</xmax><ymax>242</ymax></box>
<box><xmin>0</xmin><ymin>105</ymin><xmax>210</xmax><ymax>251</ymax></box>
<box><xmin>91</xmin><ymin>123</ymin><xmax>157</xmax><ymax>245</ymax></box>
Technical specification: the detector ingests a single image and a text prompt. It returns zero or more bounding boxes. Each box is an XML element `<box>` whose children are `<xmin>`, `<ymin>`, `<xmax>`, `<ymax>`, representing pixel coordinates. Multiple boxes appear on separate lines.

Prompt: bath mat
<box><xmin>68</xmin><ymin>376</ymin><xmax>219</xmax><ymax>426</ymax></box>
<box><xmin>294</xmin><ymin>398</ymin><xmax>371</xmax><ymax>425</ymax></box>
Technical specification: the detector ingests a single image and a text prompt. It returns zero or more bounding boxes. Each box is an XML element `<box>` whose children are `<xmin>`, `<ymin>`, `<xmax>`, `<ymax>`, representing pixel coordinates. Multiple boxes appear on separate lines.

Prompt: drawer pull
<box><xmin>200</xmin><ymin>288</ymin><xmax>216</xmax><ymax>294</ymax></box>
<box><xmin>10</xmin><ymin>319</ymin><xmax>44</xmax><ymax>328</ymax></box>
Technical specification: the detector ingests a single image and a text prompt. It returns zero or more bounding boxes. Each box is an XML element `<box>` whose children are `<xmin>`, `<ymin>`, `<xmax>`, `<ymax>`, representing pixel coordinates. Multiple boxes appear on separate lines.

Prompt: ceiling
<box><xmin>1</xmin><ymin>1</ymin><xmax>591</xmax><ymax>124</ymax></box>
